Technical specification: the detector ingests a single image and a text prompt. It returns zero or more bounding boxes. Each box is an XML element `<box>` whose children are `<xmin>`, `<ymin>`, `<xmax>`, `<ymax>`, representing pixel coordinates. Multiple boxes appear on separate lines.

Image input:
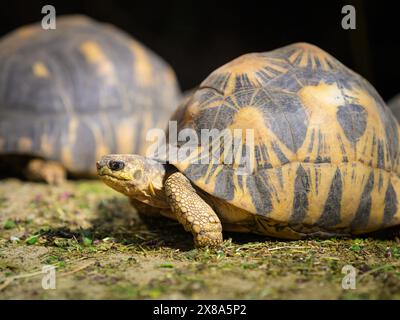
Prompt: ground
<box><xmin>0</xmin><ymin>178</ymin><xmax>400</xmax><ymax>299</ymax></box>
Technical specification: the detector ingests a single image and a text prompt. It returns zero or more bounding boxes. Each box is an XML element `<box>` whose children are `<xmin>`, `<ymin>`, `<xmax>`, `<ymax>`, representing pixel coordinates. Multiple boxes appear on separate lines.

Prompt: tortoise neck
<box><xmin>136</xmin><ymin>160</ymin><xmax>175</xmax><ymax>208</ymax></box>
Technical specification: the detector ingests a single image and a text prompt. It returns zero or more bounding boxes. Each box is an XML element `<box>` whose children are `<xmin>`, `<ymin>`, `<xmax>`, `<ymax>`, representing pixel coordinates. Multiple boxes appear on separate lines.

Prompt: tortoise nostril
<box><xmin>108</xmin><ymin>160</ymin><xmax>125</xmax><ymax>171</ymax></box>
<box><xmin>96</xmin><ymin>161</ymin><xmax>101</xmax><ymax>170</ymax></box>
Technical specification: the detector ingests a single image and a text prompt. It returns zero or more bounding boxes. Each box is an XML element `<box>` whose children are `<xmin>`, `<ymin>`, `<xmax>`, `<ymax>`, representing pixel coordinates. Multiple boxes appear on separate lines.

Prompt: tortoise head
<box><xmin>96</xmin><ymin>154</ymin><xmax>168</xmax><ymax>207</ymax></box>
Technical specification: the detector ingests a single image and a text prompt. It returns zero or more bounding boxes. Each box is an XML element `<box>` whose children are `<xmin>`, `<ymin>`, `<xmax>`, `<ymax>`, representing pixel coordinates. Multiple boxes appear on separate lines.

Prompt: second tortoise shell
<box><xmin>0</xmin><ymin>15</ymin><xmax>181</xmax><ymax>175</ymax></box>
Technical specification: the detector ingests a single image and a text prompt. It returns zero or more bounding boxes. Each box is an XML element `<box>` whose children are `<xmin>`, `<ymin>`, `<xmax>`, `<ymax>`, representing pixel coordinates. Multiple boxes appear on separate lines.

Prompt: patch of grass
<box><xmin>1</xmin><ymin>179</ymin><xmax>400</xmax><ymax>299</ymax></box>
<box><xmin>390</xmin><ymin>247</ymin><xmax>400</xmax><ymax>259</ymax></box>
<box><xmin>159</xmin><ymin>263</ymin><xmax>174</xmax><ymax>268</ymax></box>
<box><xmin>110</xmin><ymin>285</ymin><xmax>140</xmax><ymax>299</ymax></box>
<box><xmin>77</xmin><ymin>181</ymin><xmax>110</xmax><ymax>194</ymax></box>
<box><xmin>42</xmin><ymin>255</ymin><xmax>66</xmax><ymax>268</ymax></box>
<box><xmin>3</xmin><ymin>220</ymin><xmax>16</xmax><ymax>230</ymax></box>
<box><xmin>25</xmin><ymin>235</ymin><xmax>39</xmax><ymax>245</ymax></box>
<box><xmin>80</xmin><ymin>230</ymin><xmax>93</xmax><ymax>247</ymax></box>
<box><xmin>242</xmin><ymin>263</ymin><xmax>261</xmax><ymax>270</ymax></box>
<box><xmin>82</xmin><ymin>237</ymin><xmax>92</xmax><ymax>246</ymax></box>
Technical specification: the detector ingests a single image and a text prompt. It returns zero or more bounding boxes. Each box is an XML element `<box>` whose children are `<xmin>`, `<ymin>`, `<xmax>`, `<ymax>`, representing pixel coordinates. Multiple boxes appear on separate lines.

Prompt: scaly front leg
<box><xmin>164</xmin><ymin>172</ymin><xmax>223</xmax><ymax>248</ymax></box>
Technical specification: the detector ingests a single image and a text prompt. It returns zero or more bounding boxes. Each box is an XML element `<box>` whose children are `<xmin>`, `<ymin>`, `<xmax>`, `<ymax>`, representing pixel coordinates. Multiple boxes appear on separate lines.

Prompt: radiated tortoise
<box><xmin>0</xmin><ymin>15</ymin><xmax>181</xmax><ymax>184</ymax></box>
<box><xmin>97</xmin><ymin>42</ymin><xmax>400</xmax><ymax>247</ymax></box>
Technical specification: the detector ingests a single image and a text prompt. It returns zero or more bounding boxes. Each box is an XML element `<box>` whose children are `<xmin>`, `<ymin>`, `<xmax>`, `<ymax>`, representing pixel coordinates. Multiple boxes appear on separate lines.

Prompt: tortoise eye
<box><xmin>133</xmin><ymin>169</ymin><xmax>142</xmax><ymax>180</ymax></box>
<box><xmin>108</xmin><ymin>160</ymin><xmax>125</xmax><ymax>171</ymax></box>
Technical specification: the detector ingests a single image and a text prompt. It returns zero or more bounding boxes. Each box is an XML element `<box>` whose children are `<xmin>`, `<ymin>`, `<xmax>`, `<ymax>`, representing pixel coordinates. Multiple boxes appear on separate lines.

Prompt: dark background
<box><xmin>0</xmin><ymin>0</ymin><xmax>398</xmax><ymax>100</ymax></box>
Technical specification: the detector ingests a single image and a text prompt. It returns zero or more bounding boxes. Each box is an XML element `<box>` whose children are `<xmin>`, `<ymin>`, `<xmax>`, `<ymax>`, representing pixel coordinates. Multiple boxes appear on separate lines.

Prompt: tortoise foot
<box><xmin>25</xmin><ymin>159</ymin><xmax>66</xmax><ymax>185</ymax></box>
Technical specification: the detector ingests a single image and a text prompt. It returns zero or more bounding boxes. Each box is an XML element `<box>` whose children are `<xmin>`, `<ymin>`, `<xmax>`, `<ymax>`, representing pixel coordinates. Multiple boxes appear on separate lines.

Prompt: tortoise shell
<box><xmin>388</xmin><ymin>94</ymin><xmax>400</xmax><ymax>121</ymax></box>
<box><xmin>0</xmin><ymin>15</ymin><xmax>181</xmax><ymax>175</ymax></box>
<box><xmin>173</xmin><ymin>43</ymin><xmax>400</xmax><ymax>238</ymax></box>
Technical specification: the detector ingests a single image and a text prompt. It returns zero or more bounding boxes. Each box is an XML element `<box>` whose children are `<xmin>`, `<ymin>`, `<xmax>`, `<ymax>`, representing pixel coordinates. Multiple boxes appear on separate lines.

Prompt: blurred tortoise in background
<box><xmin>97</xmin><ymin>42</ymin><xmax>400</xmax><ymax>248</ymax></box>
<box><xmin>0</xmin><ymin>15</ymin><xmax>181</xmax><ymax>184</ymax></box>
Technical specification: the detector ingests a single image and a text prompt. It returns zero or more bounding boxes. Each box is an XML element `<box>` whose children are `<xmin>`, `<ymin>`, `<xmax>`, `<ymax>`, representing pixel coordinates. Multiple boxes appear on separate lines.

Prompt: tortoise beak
<box><xmin>97</xmin><ymin>164</ymin><xmax>107</xmax><ymax>176</ymax></box>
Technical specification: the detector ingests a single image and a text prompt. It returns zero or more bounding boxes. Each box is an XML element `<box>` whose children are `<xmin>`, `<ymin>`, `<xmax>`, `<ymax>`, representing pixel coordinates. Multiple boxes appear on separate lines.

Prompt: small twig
<box><xmin>0</xmin><ymin>278</ymin><xmax>13</xmax><ymax>291</ymax></box>
<box><xmin>59</xmin><ymin>260</ymin><xmax>95</xmax><ymax>277</ymax></box>
<box><xmin>267</xmin><ymin>246</ymin><xmax>310</xmax><ymax>252</ymax></box>
<box><xmin>358</xmin><ymin>263</ymin><xmax>400</xmax><ymax>280</ymax></box>
<box><xmin>0</xmin><ymin>269</ymin><xmax>48</xmax><ymax>291</ymax></box>
<box><xmin>0</xmin><ymin>260</ymin><xmax>95</xmax><ymax>291</ymax></box>
<box><xmin>321</xmin><ymin>256</ymin><xmax>341</xmax><ymax>261</ymax></box>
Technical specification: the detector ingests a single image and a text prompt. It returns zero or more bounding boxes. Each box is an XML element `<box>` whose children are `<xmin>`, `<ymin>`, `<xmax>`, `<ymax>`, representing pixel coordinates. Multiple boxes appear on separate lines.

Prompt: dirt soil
<box><xmin>0</xmin><ymin>178</ymin><xmax>400</xmax><ymax>299</ymax></box>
